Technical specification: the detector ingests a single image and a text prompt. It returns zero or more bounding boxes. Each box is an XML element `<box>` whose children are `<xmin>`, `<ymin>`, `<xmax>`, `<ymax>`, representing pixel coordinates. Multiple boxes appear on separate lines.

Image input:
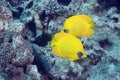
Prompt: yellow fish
<box><xmin>61</xmin><ymin>14</ymin><xmax>95</xmax><ymax>37</ymax></box>
<box><xmin>50</xmin><ymin>32</ymin><xmax>87</xmax><ymax>60</ymax></box>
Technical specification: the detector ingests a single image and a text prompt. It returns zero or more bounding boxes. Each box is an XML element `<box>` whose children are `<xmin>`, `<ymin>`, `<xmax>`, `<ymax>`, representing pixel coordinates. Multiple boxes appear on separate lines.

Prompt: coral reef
<box><xmin>0</xmin><ymin>6</ymin><xmax>13</xmax><ymax>31</ymax></box>
<box><xmin>0</xmin><ymin>0</ymin><xmax>120</xmax><ymax>80</ymax></box>
<box><xmin>97</xmin><ymin>0</ymin><xmax>120</xmax><ymax>10</ymax></box>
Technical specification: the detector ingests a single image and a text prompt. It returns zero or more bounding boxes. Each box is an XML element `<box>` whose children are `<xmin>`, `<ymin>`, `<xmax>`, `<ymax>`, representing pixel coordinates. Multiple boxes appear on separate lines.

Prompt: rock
<box><xmin>26</xmin><ymin>65</ymin><xmax>41</xmax><ymax>80</ymax></box>
<box><xmin>0</xmin><ymin>6</ymin><xmax>13</xmax><ymax>31</ymax></box>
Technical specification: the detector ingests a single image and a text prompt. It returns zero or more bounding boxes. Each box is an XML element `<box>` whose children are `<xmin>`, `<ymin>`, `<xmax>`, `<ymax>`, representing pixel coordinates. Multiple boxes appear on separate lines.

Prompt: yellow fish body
<box><xmin>61</xmin><ymin>14</ymin><xmax>95</xmax><ymax>37</ymax></box>
<box><xmin>50</xmin><ymin>32</ymin><xmax>87</xmax><ymax>60</ymax></box>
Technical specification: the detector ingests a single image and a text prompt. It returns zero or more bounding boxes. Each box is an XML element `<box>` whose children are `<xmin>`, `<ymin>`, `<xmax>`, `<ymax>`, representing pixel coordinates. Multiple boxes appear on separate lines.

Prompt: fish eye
<box><xmin>77</xmin><ymin>52</ymin><xmax>83</xmax><ymax>59</ymax></box>
<box><xmin>63</xmin><ymin>29</ymin><xmax>69</xmax><ymax>33</ymax></box>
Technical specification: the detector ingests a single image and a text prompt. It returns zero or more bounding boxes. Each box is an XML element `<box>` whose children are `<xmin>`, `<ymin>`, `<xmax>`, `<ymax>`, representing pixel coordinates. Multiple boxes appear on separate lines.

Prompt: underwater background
<box><xmin>0</xmin><ymin>0</ymin><xmax>120</xmax><ymax>80</ymax></box>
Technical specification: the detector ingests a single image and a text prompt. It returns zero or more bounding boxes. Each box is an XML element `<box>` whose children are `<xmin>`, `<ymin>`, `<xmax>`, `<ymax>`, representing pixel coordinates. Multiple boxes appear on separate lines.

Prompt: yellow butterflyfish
<box><xmin>61</xmin><ymin>14</ymin><xmax>95</xmax><ymax>37</ymax></box>
<box><xmin>50</xmin><ymin>32</ymin><xmax>87</xmax><ymax>60</ymax></box>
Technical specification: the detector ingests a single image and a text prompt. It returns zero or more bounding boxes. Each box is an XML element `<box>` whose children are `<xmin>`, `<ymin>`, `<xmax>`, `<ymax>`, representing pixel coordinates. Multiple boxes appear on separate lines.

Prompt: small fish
<box><xmin>61</xmin><ymin>14</ymin><xmax>95</xmax><ymax>37</ymax></box>
<box><xmin>50</xmin><ymin>32</ymin><xmax>87</xmax><ymax>60</ymax></box>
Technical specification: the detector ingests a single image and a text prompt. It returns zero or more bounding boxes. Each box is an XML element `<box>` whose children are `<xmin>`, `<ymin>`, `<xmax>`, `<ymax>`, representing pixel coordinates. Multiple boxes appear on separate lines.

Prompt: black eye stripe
<box><xmin>63</xmin><ymin>29</ymin><xmax>69</xmax><ymax>33</ymax></box>
<box><xmin>77</xmin><ymin>52</ymin><xmax>83</xmax><ymax>58</ymax></box>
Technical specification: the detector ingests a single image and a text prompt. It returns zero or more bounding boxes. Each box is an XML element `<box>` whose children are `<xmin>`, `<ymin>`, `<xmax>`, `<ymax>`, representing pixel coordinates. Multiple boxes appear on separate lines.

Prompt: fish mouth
<box><xmin>81</xmin><ymin>54</ymin><xmax>87</xmax><ymax>59</ymax></box>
